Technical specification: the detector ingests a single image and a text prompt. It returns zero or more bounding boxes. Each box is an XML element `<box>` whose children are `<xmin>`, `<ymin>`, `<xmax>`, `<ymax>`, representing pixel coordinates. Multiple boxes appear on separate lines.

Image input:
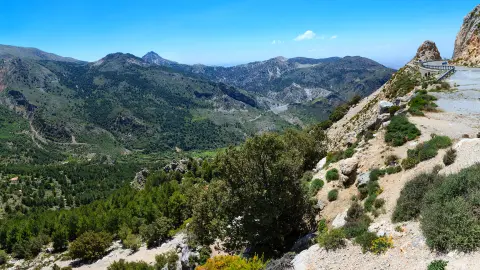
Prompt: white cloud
<box><xmin>330</xmin><ymin>35</ymin><xmax>338</xmax><ymax>40</ymax></box>
<box><xmin>271</xmin><ymin>40</ymin><xmax>284</xmax><ymax>45</ymax></box>
<box><xmin>294</xmin><ymin>30</ymin><xmax>316</xmax><ymax>41</ymax></box>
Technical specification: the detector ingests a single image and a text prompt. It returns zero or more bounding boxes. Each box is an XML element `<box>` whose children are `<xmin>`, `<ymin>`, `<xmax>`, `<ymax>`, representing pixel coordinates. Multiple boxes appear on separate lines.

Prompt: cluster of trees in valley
<box><xmin>0</xmin><ymin>124</ymin><xmax>327</xmax><ymax>264</ymax></box>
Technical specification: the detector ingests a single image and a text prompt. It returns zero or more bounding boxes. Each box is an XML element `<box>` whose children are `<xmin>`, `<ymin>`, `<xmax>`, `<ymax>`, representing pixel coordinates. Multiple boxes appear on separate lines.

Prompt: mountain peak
<box><xmin>142</xmin><ymin>51</ymin><xmax>177</xmax><ymax>66</ymax></box>
<box><xmin>414</xmin><ymin>40</ymin><xmax>442</xmax><ymax>61</ymax></box>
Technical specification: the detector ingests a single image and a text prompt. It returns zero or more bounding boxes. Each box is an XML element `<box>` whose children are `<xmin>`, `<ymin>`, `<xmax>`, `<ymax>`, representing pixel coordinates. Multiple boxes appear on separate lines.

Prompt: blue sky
<box><xmin>0</xmin><ymin>0</ymin><xmax>478</xmax><ymax>68</ymax></box>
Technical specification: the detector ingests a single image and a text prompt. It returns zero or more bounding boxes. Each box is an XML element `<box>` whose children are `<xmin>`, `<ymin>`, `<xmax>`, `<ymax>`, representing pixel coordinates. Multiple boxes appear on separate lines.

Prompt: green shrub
<box><xmin>107</xmin><ymin>259</ymin><xmax>153</xmax><ymax>270</ymax></box>
<box><xmin>317</xmin><ymin>229</ymin><xmax>346</xmax><ymax>251</ymax></box>
<box><xmin>317</xmin><ymin>219</ymin><xmax>328</xmax><ymax>234</ymax></box>
<box><xmin>392</xmin><ymin>172</ymin><xmax>440</xmax><ymax>222</ymax></box>
<box><xmin>388</xmin><ymin>105</ymin><xmax>400</xmax><ymax>116</ymax></box>
<box><xmin>384</xmin><ymin>155</ymin><xmax>399</xmax><ymax>166</ymax></box>
<box><xmin>343</xmin><ymin>147</ymin><xmax>355</xmax><ymax>159</ymax></box>
<box><xmin>370</xmin><ymin>236</ymin><xmax>393</xmax><ymax>254</ymax></box>
<box><xmin>355</xmin><ymin>232</ymin><xmax>378</xmax><ymax>253</ymax></box>
<box><xmin>443</xmin><ymin>148</ymin><xmax>457</xmax><ymax>166</ymax></box>
<box><xmin>0</xmin><ymin>250</ymin><xmax>8</xmax><ymax>265</ymax></box>
<box><xmin>358</xmin><ymin>186</ymin><xmax>369</xmax><ymax>200</ymax></box>
<box><xmin>309</xmin><ymin>179</ymin><xmax>324</xmax><ymax>196</ymax></box>
<box><xmin>429</xmin><ymin>135</ymin><xmax>453</xmax><ymax>149</ymax></box>
<box><xmin>326</xmin><ymin>169</ymin><xmax>339</xmax><ymax>182</ymax></box>
<box><xmin>364</xmin><ymin>194</ymin><xmax>377</xmax><ymax>212</ymax></box>
<box><xmin>343</xmin><ymin>203</ymin><xmax>372</xmax><ymax>239</ymax></box>
<box><xmin>328</xmin><ymin>189</ymin><xmax>339</xmax><ymax>201</ymax></box>
<box><xmin>123</xmin><ymin>234</ymin><xmax>141</xmax><ymax>252</ymax></box>
<box><xmin>69</xmin><ymin>231</ymin><xmax>112</xmax><ymax>261</ymax></box>
<box><xmin>140</xmin><ymin>216</ymin><xmax>173</xmax><ymax>248</ymax></box>
<box><xmin>374</xmin><ymin>198</ymin><xmax>385</xmax><ymax>209</ymax></box>
<box><xmin>366</xmin><ymin>180</ymin><xmax>380</xmax><ymax>196</ymax></box>
<box><xmin>369</xmin><ymin>169</ymin><xmax>386</xmax><ymax>181</ymax></box>
<box><xmin>155</xmin><ymin>251</ymin><xmax>179</xmax><ymax>270</ymax></box>
<box><xmin>52</xmin><ymin>228</ymin><xmax>69</xmax><ymax>252</ymax></box>
<box><xmin>348</xmin><ymin>95</ymin><xmax>362</xmax><ymax>106</ymax></box>
<box><xmin>402</xmin><ymin>135</ymin><xmax>452</xmax><ymax>169</ymax></box>
<box><xmin>408</xmin><ymin>91</ymin><xmax>438</xmax><ymax>114</ymax></box>
<box><xmin>197</xmin><ymin>255</ymin><xmax>266</xmax><ymax>270</ymax></box>
<box><xmin>428</xmin><ymin>260</ymin><xmax>448</xmax><ymax>270</ymax></box>
<box><xmin>386</xmin><ymin>166</ymin><xmax>402</xmax><ymax>174</ymax></box>
<box><xmin>384</xmin><ymin>116</ymin><xmax>421</xmax><ymax>146</ymax></box>
<box><xmin>420</xmin><ymin>165</ymin><xmax>480</xmax><ymax>252</ymax></box>
<box><xmin>401</xmin><ymin>156</ymin><xmax>418</xmax><ymax>170</ymax></box>
<box><xmin>329</xmin><ymin>104</ymin><xmax>349</xmax><ymax>122</ymax></box>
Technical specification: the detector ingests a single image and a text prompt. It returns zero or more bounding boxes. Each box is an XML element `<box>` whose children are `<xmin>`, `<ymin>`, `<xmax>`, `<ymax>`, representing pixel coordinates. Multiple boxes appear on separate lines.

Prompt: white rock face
<box><xmin>315</xmin><ymin>157</ymin><xmax>326</xmax><ymax>172</ymax></box>
<box><xmin>378</xmin><ymin>100</ymin><xmax>393</xmax><ymax>114</ymax></box>
<box><xmin>357</xmin><ymin>172</ymin><xmax>370</xmax><ymax>187</ymax></box>
<box><xmin>340</xmin><ymin>157</ymin><xmax>358</xmax><ymax>176</ymax></box>
<box><xmin>332</xmin><ymin>209</ymin><xmax>348</xmax><ymax>228</ymax></box>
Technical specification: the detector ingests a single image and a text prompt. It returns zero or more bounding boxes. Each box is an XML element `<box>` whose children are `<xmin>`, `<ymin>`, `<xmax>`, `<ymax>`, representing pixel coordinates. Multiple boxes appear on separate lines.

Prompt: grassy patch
<box><xmin>384</xmin><ymin>115</ymin><xmax>421</xmax><ymax>146</ymax></box>
<box><xmin>408</xmin><ymin>90</ymin><xmax>438</xmax><ymax>116</ymax></box>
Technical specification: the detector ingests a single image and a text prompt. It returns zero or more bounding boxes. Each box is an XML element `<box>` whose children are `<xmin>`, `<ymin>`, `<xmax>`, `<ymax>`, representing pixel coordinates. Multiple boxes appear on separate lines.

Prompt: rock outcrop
<box><xmin>453</xmin><ymin>5</ymin><xmax>480</xmax><ymax>66</ymax></box>
<box><xmin>414</xmin><ymin>40</ymin><xmax>442</xmax><ymax>62</ymax></box>
<box><xmin>131</xmin><ymin>168</ymin><xmax>149</xmax><ymax>189</ymax></box>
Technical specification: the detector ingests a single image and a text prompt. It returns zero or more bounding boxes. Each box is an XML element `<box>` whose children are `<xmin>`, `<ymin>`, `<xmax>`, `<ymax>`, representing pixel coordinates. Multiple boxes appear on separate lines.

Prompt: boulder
<box><xmin>382</xmin><ymin>121</ymin><xmax>390</xmax><ymax>129</ymax></box>
<box><xmin>314</xmin><ymin>199</ymin><xmax>326</xmax><ymax>210</ymax></box>
<box><xmin>339</xmin><ymin>157</ymin><xmax>358</xmax><ymax>175</ymax></box>
<box><xmin>356</xmin><ymin>172</ymin><xmax>370</xmax><ymax>187</ymax></box>
<box><xmin>332</xmin><ymin>209</ymin><xmax>348</xmax><ymax>228</ymax></box>
<box><xmin>314</xmin><ymin>157</ymin><xmax>326</xmax><ymax>172</ymax></box>
<box><xmin>340</xmin><ymin>174</ymin><xmax>350</xmax><ymax>185</ymax></box>
<box><xmin>378</xmin><ymin>100</ymin><xmax>394</xmax><ymax>114</ymax></box>
<box><xmin>377</xmin><ymin>113</ymin><xmax>391</xmax><ymax>123</ymax></box>
<box><xmin>131</xmin><ymin>168</ymin><xmax>150</xmax><ymax>189</ymax></box>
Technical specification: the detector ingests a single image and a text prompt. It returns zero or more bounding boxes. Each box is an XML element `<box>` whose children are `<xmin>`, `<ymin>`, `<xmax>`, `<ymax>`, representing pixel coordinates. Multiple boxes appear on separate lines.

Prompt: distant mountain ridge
<box><xmin>0</xmin><ymin>44</ymin><xmax>393</xmax><ymax>161</ymax></box>
<box><xmin>0</xmin><ymin>44</ymin><xmax>82</xmax><ymax>63</ymax></box>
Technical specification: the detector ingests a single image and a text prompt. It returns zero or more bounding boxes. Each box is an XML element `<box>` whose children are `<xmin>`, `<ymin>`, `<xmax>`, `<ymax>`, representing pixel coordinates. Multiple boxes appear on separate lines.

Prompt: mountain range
<box><xmin>0</xmin><ymin>44</ymin><xmax>394</xmax><ymax>162</ymax></box>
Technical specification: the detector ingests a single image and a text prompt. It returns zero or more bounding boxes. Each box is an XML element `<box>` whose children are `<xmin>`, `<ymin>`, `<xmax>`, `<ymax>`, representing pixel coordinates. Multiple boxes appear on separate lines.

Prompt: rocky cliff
<box><xmin>414</xmin><ymin>40</ymin><xmax>441</xmax><ymax>62</ymax></box>
<box><xmin>453</xmin><ymin>5</ymin><xmax>480</xmax><ymax>66</ymax></box>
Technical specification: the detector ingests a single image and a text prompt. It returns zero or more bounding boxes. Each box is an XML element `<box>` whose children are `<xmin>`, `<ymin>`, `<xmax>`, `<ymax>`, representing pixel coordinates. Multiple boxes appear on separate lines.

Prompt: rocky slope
<box><xmin>452</xmin><ymin>4</ymin><xmax>480</xmax><ymax>66</ymax></box>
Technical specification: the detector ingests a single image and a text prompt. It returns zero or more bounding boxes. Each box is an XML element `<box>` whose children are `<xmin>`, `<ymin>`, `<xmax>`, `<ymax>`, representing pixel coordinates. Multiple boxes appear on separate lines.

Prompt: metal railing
<box><xmin>418</xmin><ymin>61</ymin><xmax>456</xmax><ymax>81</ymax></box>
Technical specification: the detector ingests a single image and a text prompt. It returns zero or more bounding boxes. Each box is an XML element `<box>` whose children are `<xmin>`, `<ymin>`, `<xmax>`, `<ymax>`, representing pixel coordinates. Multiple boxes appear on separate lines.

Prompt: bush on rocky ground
<box><xmin>401</xmin><ymin>135</ymin><xmax>452</xmax><ymax>170</ymax></box>
<box><xmin>385</xmin><ymin>115</ymin><xmax>421</xmax><ymax>146</ymax></box>
<box><xmin>443</xmin><ymin>148</ymin><xmax>457</xmax><ymax>166</ymax></box>
<box><xmin>317</xmin><ymin>229</ymin><xmax>346</xmax><ymax>251</ymax></box>
<box><xmin>427</xmin><ymin>260</ymin><xmax>448</xmax><ymax>270</ymax></box>
<box><xmin>197</xmin><ymin>255</ymin><xmax>266</xmax><ymax>270</ymax></box>
<box><xmin>328</xmin><ymin>189</ymin><xmax>339</xmax><ymax>201</ymax></box>
<box><xmin>392</xmin><ymin>172</ymin><xmax>441</xmax><ymax>222</ymax></box>
<box><xmin>326</xmin><ymin>169</ymin><xmax>339</xmax><ymax>182</ymax></box>
<box><xmin>309</xmin><ymin>178</ymin><xmax>324</xmax><ymax>196</ymax></box>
